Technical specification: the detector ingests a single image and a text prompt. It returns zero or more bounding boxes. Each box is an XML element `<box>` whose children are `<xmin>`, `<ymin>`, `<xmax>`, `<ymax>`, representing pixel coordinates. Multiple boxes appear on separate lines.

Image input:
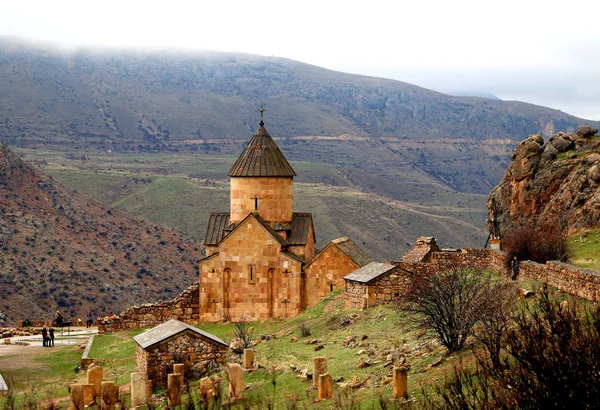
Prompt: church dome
<box><xmin>228</xmin><ymin>121</ymin><xmax>296</xmax><ymax>177</ymax></box>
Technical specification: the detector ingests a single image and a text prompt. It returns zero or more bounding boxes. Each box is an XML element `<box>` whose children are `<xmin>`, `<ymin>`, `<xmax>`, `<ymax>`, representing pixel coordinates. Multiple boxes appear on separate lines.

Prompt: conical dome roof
<box><xmin>228</xmin><ymin>122</ymin><xmax>296</xmax><ymax>177</ymax></box>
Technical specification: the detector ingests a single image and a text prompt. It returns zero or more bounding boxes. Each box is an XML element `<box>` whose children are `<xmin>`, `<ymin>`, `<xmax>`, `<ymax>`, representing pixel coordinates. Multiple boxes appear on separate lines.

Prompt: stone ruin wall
<box><xmin>347</xmin><ymin>247</ymin><xmax>600</xmax><ymax>307</ymax></box>
<box><xmin>98</xmin><ymin>284</ymin><xmax>199</xmax><ymax>334</ymax></box>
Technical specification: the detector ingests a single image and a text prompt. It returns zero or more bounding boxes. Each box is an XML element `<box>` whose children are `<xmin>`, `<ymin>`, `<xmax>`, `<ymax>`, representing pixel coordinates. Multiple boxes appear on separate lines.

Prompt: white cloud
<box><xmin>1</xmin><ymin>0</ymin><xmax>599</xmax><ymax>119</ymax></box>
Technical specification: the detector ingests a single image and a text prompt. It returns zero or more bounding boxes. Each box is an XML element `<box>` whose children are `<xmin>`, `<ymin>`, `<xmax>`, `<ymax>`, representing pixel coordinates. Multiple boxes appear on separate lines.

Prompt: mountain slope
<box><xmin>0</xmin><ymin>141</ymin><xmax>202</xmax><ymax>325</ymax></box>
<box><xmin>0</xmin><ymin>37</ymin><xmax>598</xmax><ymax>195</ymax></box>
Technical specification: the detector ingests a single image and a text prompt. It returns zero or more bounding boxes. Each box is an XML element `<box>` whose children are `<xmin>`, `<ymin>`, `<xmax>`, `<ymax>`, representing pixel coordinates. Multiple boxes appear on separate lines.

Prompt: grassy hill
<box><xmin>14</xmin><ymin>148</ymin><xmax>487</xmax><ymax>260</ymax></box>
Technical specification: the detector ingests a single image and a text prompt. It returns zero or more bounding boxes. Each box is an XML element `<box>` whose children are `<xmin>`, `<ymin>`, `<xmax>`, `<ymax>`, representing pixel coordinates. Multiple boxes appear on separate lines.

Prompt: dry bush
<box><xmin>502</xmin><ymin>222</ymin><xmax>569</xmax><ymax>265</ymax></box>
<box><xmin>423</xmin><ymin>287</ymin><xmax>600</xmax><ymax>409</ymax></box>
<box><xmin>403</xmin><ymin>268</ymin><xmax>508</xmax><ymax>353</ymax></box>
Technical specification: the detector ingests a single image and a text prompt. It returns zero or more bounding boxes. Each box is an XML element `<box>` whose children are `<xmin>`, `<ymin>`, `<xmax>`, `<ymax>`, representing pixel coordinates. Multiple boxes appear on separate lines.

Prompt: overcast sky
<box><xmin>1</xmin><ymin>0</ymin><xmax>599</xmax><ymax>119</ymax></box>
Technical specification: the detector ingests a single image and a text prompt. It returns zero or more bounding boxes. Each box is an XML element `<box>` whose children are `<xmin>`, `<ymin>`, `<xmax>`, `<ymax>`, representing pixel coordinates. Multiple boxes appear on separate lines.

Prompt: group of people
<box><xmin>54</xmin><ymin>309</ymin><xmax>96</xmax><ymax>328</ymax></box>
<box><xmin>42</xmin><ymin>326</ymin><xmax>55</xmax><ymax>347</ymax></box>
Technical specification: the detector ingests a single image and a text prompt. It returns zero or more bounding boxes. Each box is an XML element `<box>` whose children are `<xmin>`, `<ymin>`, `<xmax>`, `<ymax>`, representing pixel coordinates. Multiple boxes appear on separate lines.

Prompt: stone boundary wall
<box><xmin>390</xmin><ymin>248</ymin><xmax>600</xmax><ymax>303</ymax></box>
<box><xmin>98</xmin><ymin>284</ymin><xmax>199</xmax><ymax>334</ymax></box>
<box><xmin>519</xmin><ymin>260</ymin><xmax>600</xmax><ymax>301</ymax></box>
<box><xmin>80</xmin><ymin>335</ymin><xmax>95</xmax><ymax>370</ymax></box>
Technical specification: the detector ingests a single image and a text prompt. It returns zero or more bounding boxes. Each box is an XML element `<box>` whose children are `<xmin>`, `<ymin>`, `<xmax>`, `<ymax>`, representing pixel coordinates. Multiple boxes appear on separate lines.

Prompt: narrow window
<box><xmin>249</xmin><ymin>265</ymin><xmax>254</xmax><ymax>282</ymax></box>
<box><xmin>330</xmin><ymin>283</ymin><xmax>334</xmax><ymax>292</ymax></box>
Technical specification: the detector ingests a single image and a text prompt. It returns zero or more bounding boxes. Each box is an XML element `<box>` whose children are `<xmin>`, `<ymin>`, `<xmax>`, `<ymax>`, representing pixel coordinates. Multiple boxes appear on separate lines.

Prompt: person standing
<box><xmin>49</xmin><ymin>327</ymin><xmax>55</xmax><ymax>347</ymax></box>
<box><xmin>86</xmin><ymin>310</ymin><xmax>93</xmax><ymax>328</ymax></box>
<box><xmin>511</xmin><ymin>255</ymin><xmax>520</xmax><ymax>280</ymax></box>
<box><xmin>42</xmin><ymin>326</ymin><xmax>48</xmax><ymax>347</ymax></box>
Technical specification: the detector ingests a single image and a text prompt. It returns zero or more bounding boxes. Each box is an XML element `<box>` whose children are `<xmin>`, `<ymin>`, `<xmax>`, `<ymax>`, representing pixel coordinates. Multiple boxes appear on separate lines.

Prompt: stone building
<box><xmin>133</xmin><ymin>319</ymin><xmax>227</xmax><ymax>387</ymax></box>
<box><xmin>344</xmin><ymin>262</ymin><xmax>413</xmax><ymax>309</ymax></box>
<box><xmin>198</xmin><ymin>120</ymin><xmax>371</xmax><ymax>322</ymax></box>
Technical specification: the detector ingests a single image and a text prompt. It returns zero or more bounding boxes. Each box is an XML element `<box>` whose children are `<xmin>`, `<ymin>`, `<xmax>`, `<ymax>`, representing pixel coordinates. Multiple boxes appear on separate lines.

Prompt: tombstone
<box><xmin>87</xmin><ymin>365</ymin><xmax>103</xmax><ymax>398</ymax></box>
<box><xmin>82</xmin><ymin>384</ymin><xmax>95</xmax><ymax>406</ymax></box>
<box><xmin>69</xmin><ymin>384</ymin><xmax>84</xmax><ymax>410</ymax></box>
<box><xmin>167</xmin><ymin>373</ymin><xmax>182</xmax><ymax>407</ymax></box>
<box><xmin>199</xmin><ymin>377</ymin><xmax>215</xmax><ymax>400</ymax></box>
<box><xmin>312</xmin><ymin>357</ymin><xmax>328</xmax><ymax>386</ymax></box>
<box><xmin>173</xmin><ymin>363</ymin><xmax>185</xmax><ymax>387</ymax></box>
<box><xmin>227</xmin><ymin>363</ymin><xmax>244</xmax><ymax>400</ymax></box>
<box><xmin>100</xmin><ymin>381</ymin><xmax>116</xmax><ymax>410</ymax></box>
<box><xmin>243</xmin><ymin>348</ymin><xmax>255</xmax><ymax>369</ymax></box>
<box><xmin>392</xmin><ymin>366</ymin><xmax>408</xmax><ymax>399</ymax></box>
<box><xmin>130</xmin><ymin>372</ymin><xmax>148</xmax><ymax>407</ymax></box>
<box><xmin>317</xmin><ymin>373</ymin><xmax>333</xmax><ymax>400</ymax></box>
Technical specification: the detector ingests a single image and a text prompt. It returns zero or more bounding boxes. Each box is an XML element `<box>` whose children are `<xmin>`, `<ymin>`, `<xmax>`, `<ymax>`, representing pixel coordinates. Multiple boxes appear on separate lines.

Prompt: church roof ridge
<box><xmin>228</xmin><ymin>122</ymin><xmax>297</xmax><ymax>177</ymax></box>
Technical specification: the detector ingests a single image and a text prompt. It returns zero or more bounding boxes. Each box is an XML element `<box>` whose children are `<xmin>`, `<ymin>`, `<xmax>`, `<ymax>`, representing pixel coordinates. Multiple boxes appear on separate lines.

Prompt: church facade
<box><xmin>198</xmin><ymin>120</ymin><xmax>371</xmax><ymax>322</ymax></box>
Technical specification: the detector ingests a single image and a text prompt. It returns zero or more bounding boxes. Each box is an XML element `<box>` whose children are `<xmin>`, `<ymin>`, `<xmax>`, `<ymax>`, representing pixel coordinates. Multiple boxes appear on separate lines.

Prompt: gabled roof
<box><xmin>205</xmin><ymin>213</ymin><xmax>231</xmax><ymax>246</ymax></box>
<box><xmin>228</xmin><ymin>121</ymin><xmax>296</xmax><ymax>177</ymax></box>
<box><xmin>287</xmin><ymin>213</ymin><xmax>315</xmax><ymax>246</ymax></box>
<box><xmin>304</xmin><ymin>236</ymin><xmax>373</xmax><ymax>270</ymax></box>
<box><xmin>333</xmin><ymin>237</ymin><xmax>373</xmax><ymax>267</ymax></box>
<box><xmin>217</xmin><ymin>212</ymin><xmax>287</xmax><ymax>247</ymax></box>
<box><xmin>343</xmin><ymin>262</ymin><xmax>397</xmax><ymax>284</ymax></box>
<box><xmin>133</xmin><ymin>319</ymin><xmax>227</xmax><ymax>349</ymax></box>
<box><xmin>204</xmin><ymin>212</ymin><xmax>314</xmax><ymax>247</ymax></box>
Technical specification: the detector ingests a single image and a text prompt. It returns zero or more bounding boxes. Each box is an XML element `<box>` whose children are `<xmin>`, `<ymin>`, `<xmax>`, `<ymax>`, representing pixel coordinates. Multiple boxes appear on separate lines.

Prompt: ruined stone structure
<box><xmin>133</xmin><ymin>319</ymin><xmax>227</xmax><ymax>388</ymax></box>
<box><xmin>345</xmin><ymin>237</ymin><xmax>600</xmax><ymax>307</ymax></box>
<box><xmin>198</xmin><ymin>121</ymin><xmax>371</xmax><ymax>321</ymax></box>
<box><xmin>98</xmin><ymin>284</ymin><xmax>199</xmax><ymax>333</ymax></box>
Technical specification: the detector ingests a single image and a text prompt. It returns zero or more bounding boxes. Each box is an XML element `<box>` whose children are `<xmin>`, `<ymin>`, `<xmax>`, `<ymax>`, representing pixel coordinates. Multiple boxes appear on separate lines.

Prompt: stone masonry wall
<box><xmin>348</xmin><ymin>248</ymin><xmax>600</xmax><ymax>308</ymax></box>
<box><xmin>137</xmin><ymin>331</ymin><xmax>227</xmax><ymax>388</ymax></box>
<box><xmin>304</xmin><ymin>244</ymin><xmax>360</xmax><ymax>308</ymax></box>
<box><xmin>345</xmin><ymin>267</ymin><xmax>413</xmax><ymax>309</ymax></box>
<box><xmin>345</xmin><ymin>280</ymin><xmax>367</xmax><ymax>309</ymax></box>
<box><xmin>98</xmin><ymin>284</ymin><xmax>199</xmax><ymax>334</ymax></box>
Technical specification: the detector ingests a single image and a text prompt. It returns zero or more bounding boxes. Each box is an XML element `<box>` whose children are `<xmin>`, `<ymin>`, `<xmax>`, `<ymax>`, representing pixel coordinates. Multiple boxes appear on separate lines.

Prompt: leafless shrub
<box><xmin>502</xmin><ymin>222</ymin><xmax>569</xmax><ymax>266</ymax></box>
<box><xmin>298</xmin><ymin>322</ymin><xmax>311</xmax><ymax>337</ymax></box>
<box><xmin>231</xmin><ymin>314</ymin><xmax>253</xmax><ymax>353</ymax></box>
<box><xmin>474</xmin><ymin>280</ymin><xmax>516</xmax><ymax>367</ymax></box>
<box><xmin>403</xmin><ymin>268</ymin><xmax>509</xmax><ymax>353</ymax></box>
<box><xmin>425</xmin><ymin>286</ymin><xmax>600</xmax><ymax>409</ymax></box>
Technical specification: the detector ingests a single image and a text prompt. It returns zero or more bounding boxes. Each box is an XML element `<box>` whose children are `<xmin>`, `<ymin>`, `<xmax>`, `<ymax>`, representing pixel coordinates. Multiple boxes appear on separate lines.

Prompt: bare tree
<box><xmin>474</xmin><ymin>280</ymin><xmax>516</xmax><ymax>367</ymax></box>
<box><xmin>403</xmin><ymin>267</ymin><xmax>505</xmax><ymax>352</ymax></box>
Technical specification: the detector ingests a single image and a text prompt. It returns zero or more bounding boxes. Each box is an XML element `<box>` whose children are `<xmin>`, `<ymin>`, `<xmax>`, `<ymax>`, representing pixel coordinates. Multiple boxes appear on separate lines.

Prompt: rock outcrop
<box><xmin>488</xmin><ymin>127</ymin><xmax>600</xmax><ymax>233</ymax></box>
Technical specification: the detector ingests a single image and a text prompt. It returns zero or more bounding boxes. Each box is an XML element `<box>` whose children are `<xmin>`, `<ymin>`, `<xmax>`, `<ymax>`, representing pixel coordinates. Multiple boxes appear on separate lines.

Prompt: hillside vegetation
<box><xmin>14</xmin><ymin>148</ymin><xmax>488</xmax><ymax>260</ymax></box>
<box><xmin>0</xmin><ymin>141</ymin><xmax>202</xmax><ymax>325</ymax></box>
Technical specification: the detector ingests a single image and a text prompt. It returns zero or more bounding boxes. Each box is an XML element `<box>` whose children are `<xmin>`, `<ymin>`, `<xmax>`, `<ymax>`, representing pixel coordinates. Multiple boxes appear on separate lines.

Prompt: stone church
<box><xmin>198</xmin><ymin>119</ymin><xmax>372</xmax><ymax>322</ymax></box>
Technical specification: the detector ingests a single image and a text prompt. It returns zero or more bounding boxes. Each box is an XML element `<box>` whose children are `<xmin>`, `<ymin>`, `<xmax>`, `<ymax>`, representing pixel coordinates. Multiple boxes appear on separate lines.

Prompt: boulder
<box><xmin>508</xmin><ymin>137</ymin><xmax>544</xmax><ymax>181</ymax></box>
<box><xmin>549</xmin><ymin>135</ymin><xmax>574</xmax><ymax>153</ymax></box>
<box><xmin>577</xmin><ymin>126</ymin><xmax>598</xmax><ymax>139</ymax></box>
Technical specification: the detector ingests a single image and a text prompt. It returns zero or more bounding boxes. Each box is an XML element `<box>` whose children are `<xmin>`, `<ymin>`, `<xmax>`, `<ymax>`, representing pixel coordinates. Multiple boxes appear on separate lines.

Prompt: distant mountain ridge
<box><xmin>0</xmin><ymin>140</ymin><xmax>202</xmax><ymax>325</ymax></box>
<box><xmin>0</xmin><ymin>37</ymin><xmax>596</xmax><ymax>151</ymax></box>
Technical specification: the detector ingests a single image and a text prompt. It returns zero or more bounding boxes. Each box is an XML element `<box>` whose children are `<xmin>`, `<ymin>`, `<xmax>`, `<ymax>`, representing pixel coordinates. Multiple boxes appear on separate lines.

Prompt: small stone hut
<box><xmin>344</xmin><ymin>262</ymin><xmax>413</xmax><ymax>308</ymax></box>
<box><xmin>133</xmin><ymin>319</ymin><xmax>227</xmax><ymax>387</ymax></box>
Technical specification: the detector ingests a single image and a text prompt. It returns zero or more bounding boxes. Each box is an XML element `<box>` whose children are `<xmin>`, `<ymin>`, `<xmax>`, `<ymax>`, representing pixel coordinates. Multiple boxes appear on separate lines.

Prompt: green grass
<box><xmin>569</xmin><ymin>228</ymin><xmax>600</xmax><ymax>272</ymax></box>
<box><xmin>0</xmin><ymin>345</ymin><xmax>86</xmax><ymax>406</ymax></box>
<box><xmin>17</xmin><ymin>148</ymin><xmax>488</xmax><ymax>260</ymax></box>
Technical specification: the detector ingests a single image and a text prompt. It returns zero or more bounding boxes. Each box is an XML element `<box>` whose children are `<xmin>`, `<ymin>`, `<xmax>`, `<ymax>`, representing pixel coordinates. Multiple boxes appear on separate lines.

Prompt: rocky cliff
<box><xmin>488</xmin><ymin>126</ymin><xmax>600</xmax><ymax>234</ymax></box>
